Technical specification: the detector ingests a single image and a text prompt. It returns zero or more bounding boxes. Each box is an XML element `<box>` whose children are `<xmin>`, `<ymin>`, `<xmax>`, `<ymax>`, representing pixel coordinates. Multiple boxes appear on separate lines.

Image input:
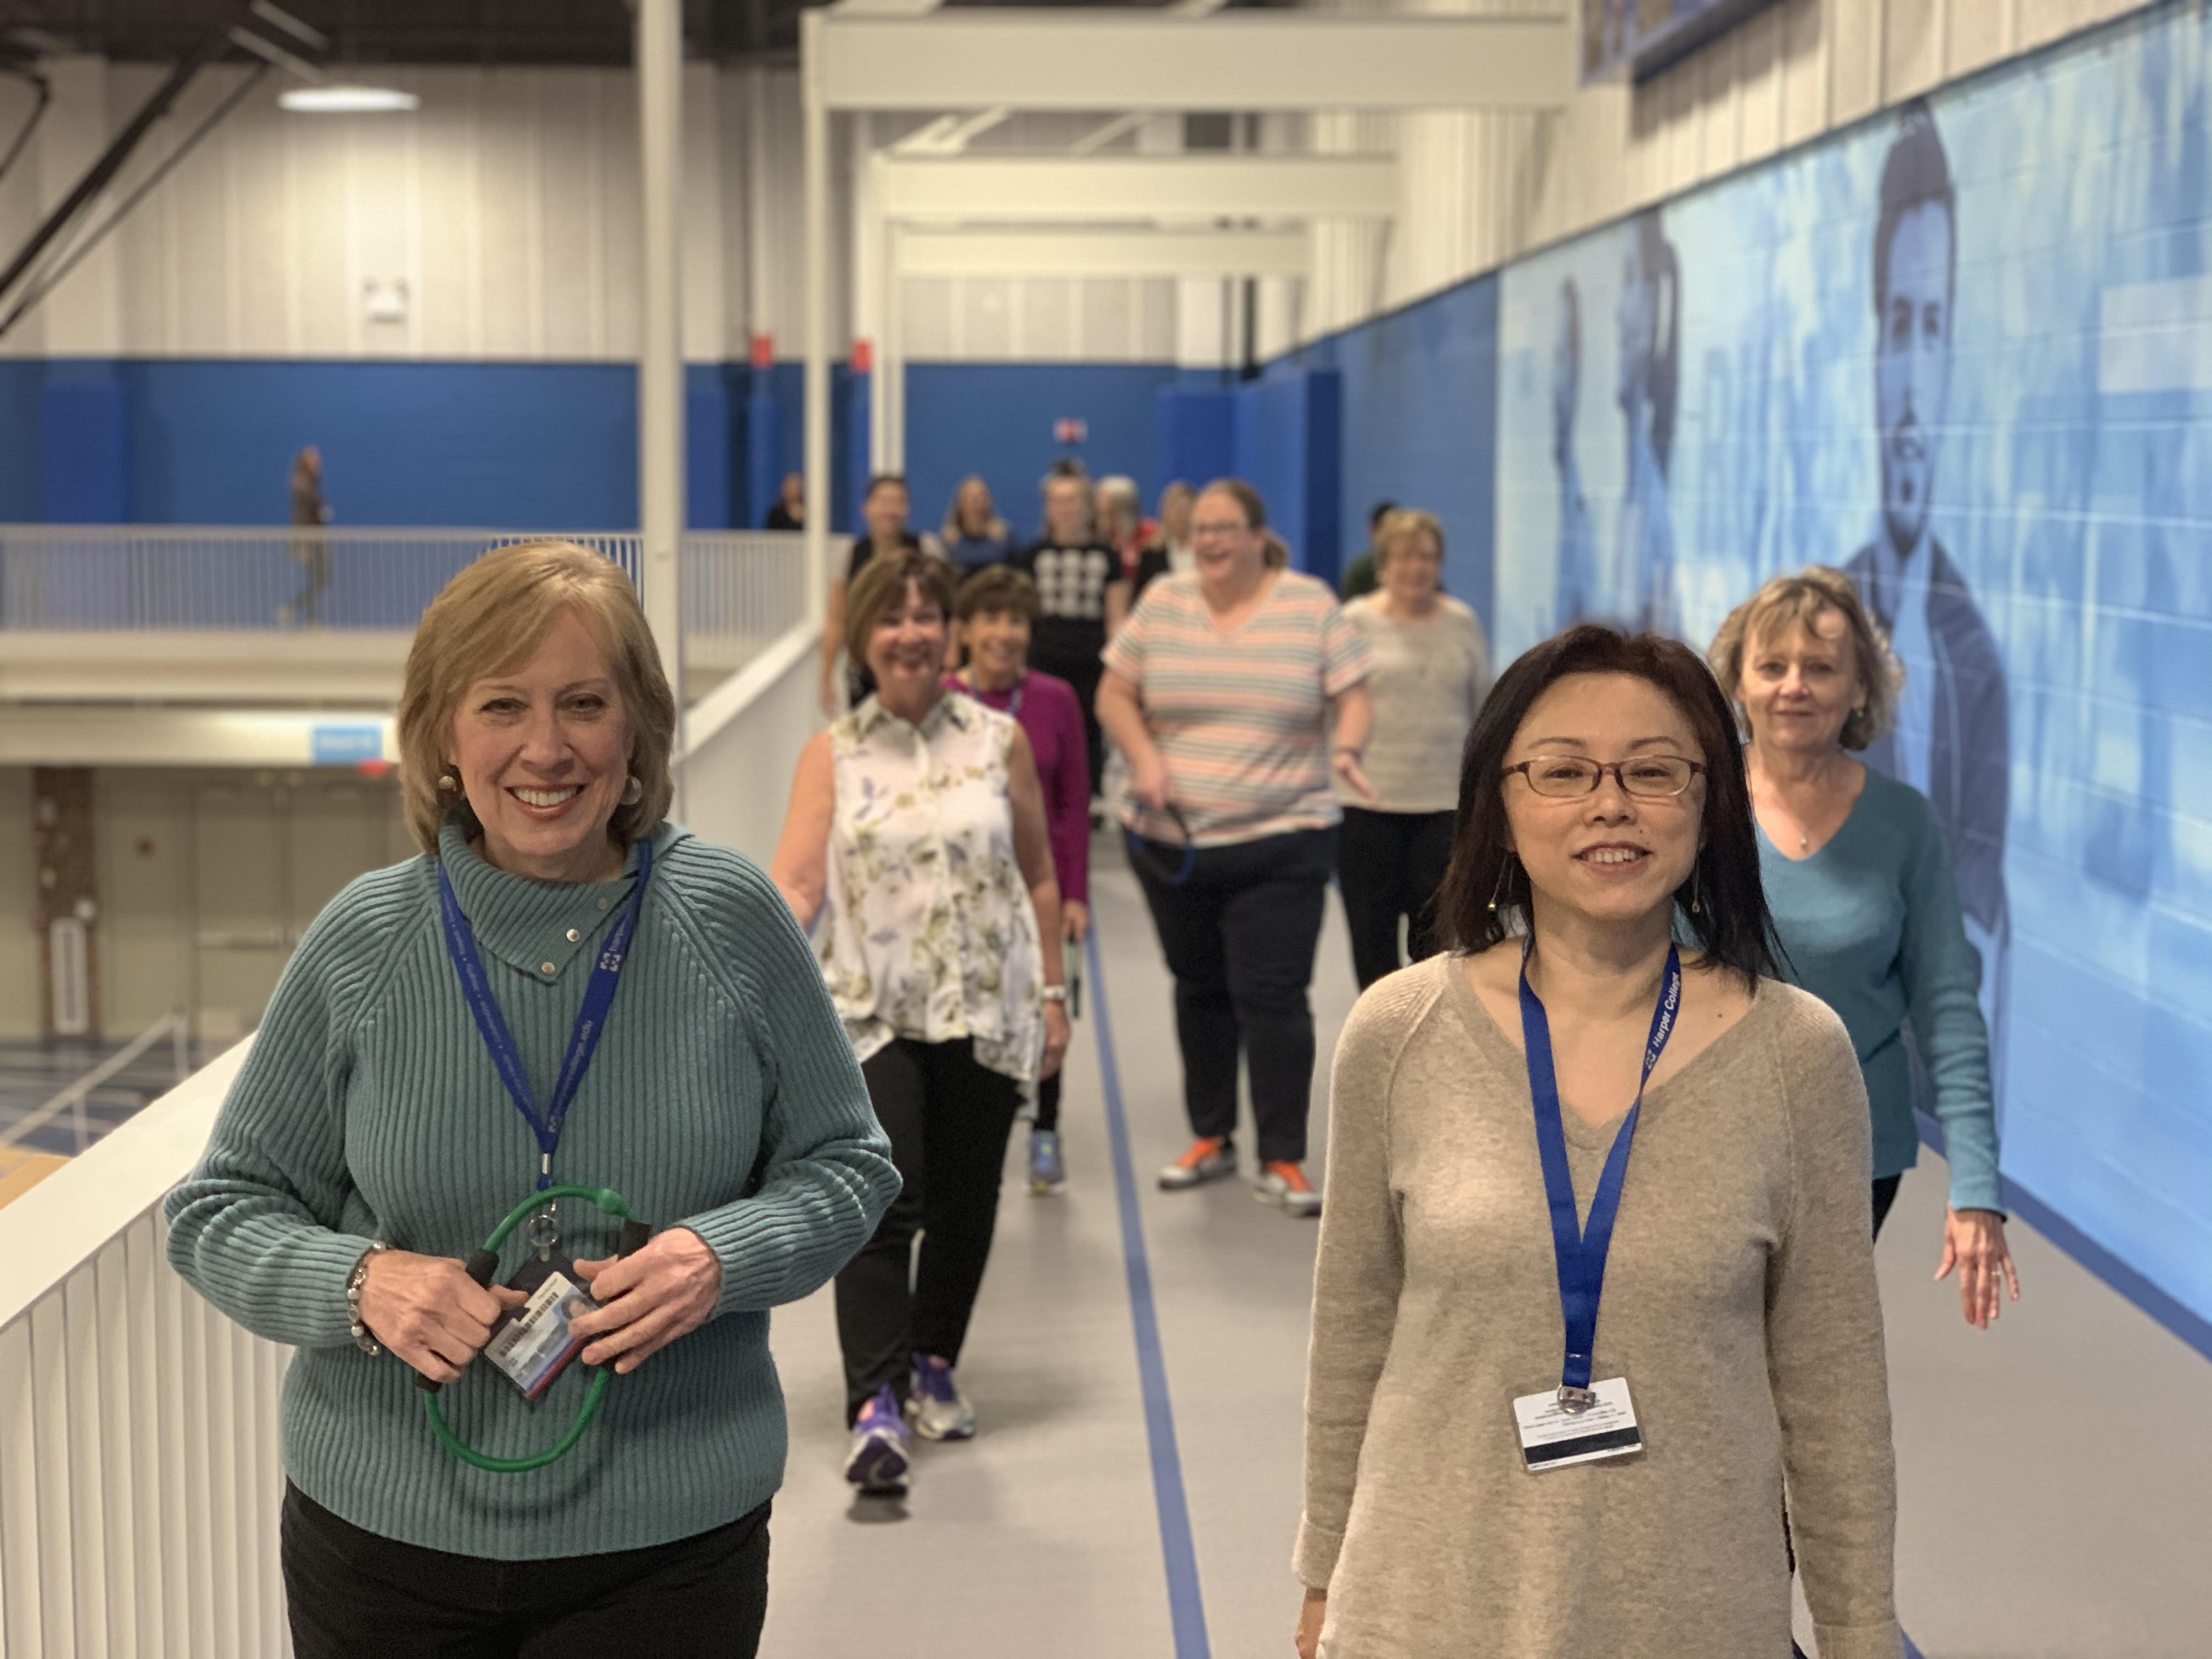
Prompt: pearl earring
<box><xmin>436</xmin><ymin>773</ymin><xmax>458</xmax><ymax>792</ymax></box>
<box><xmin>620</xmin><ymin>775</ymin><xmax>644</xmax><ymax>806</ymax></box>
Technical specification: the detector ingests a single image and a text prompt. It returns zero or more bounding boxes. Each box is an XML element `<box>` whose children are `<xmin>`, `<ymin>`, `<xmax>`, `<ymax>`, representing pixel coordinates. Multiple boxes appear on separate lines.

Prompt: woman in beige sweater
<box><xmin>1297</xmin><ymin>624</ymin><xmax>1900</xmax><ymax>1659</ymax></box>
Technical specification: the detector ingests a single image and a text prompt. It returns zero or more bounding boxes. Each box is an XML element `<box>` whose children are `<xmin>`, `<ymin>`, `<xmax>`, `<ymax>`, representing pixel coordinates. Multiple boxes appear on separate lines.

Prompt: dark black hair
<box><xmin>1873</xmin><ymin>100</ymin><xmax>1955</xmax><ymax>318</ymax></box>
<box><xmin>1434</xmin><ymin>625</ymin><xmax>1782</xmax><ymax>986</ymax></box>
<box><xmin>1368</xmin><ymin>499</ymin><xmax>1397</xmax><ymax>531</ymax></box>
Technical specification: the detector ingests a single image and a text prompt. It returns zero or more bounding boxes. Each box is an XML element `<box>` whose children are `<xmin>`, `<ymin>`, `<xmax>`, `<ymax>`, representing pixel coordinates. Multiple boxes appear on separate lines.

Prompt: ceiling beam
<box><xmin>892</xmin><ymin>225</ymin><xmax>1310</xmax><ymax>279</ymax></box>
<box><xmin>872</xmin><ymin>153</ymin><xmax>1398</xmax><ymax>222</ymax></box>
<box><xmin>815</xmin><ymin>9</ymin><xmax>1575</xmax><ymax>113</ymax></box>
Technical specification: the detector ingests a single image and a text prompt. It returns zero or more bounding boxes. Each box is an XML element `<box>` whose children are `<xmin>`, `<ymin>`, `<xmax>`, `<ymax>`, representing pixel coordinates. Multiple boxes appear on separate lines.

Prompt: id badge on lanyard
<box><xmin>436</xmin><ymin>836</ymin><xmax>654</xmax><ymax>1262</ymax></box>
<box><xmin>1511</xmin><ymin>943</ymin><xmax>1680</xmax><ymax>1472</ymax></box>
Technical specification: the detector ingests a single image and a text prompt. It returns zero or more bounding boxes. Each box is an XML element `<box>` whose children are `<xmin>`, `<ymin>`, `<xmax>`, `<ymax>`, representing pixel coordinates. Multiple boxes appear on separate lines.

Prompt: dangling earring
<box><xmin>1689</xmin><ymin>861</ymin><xmax>1703</xmax><ymax>916</ymax></box>
<box><xmin>1488</xmin><ymin>855</ymin><xmax>1516</xmax><ymax>915</ymax></box>
<box><xmin>619</xmin><ymin>775</ymin><xmax>644</xmax><ymax>806</ymax></box>
<box><xmin>436</xmin><ymin>772</ymin><xmax>458</xmax><ymax>792</ymax></box>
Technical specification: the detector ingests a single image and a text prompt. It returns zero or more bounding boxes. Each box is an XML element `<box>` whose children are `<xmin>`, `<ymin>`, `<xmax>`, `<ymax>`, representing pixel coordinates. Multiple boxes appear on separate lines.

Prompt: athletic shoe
<box><xmin>1254</xmin><ymin>1161</ymin><xmax>1322</xmax><ymax>1218</ymax></box>
<box><xmin>843</xmin><ymin>1385</ymin><xmax>910</xmax><ymax>1494</ymax></box>
<box><xmin>907</xmin><ymin>1355</ymin><xmax>977</xmax><ymax>1441</ymax></box>
<box><xmin>1028</xmin><ymin>1128</ymin><xmax>1068</xmax><ymax>1195</ymax></box>
<box><xmin>1158</xmin><ymin>1136</ymin><xmax>1237</xmax><ymax>1190</ymax></box>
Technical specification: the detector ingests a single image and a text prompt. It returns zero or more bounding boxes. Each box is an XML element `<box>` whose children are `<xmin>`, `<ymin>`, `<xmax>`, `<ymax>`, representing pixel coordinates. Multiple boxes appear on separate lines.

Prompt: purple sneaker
<box><xmin>906</xmin><ymin>1355</ymin><xmax>977</xmax><ymax>1441</ymax></box>
<box><xmin>843</xmin><ymin>1385</ymin><xmax>910</xmax><ymax>1494</ymax></box>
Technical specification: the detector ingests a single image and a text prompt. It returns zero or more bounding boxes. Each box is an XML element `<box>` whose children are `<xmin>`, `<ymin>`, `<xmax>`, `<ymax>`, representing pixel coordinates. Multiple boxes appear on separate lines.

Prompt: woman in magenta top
<box><xmin>948</xmin><ymin>566</ymin><xmax>1090</xmax><ymax>1197</ymax></box>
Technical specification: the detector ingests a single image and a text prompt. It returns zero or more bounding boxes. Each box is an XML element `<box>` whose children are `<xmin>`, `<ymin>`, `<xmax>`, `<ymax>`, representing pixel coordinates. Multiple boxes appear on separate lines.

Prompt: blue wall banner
<box><xmin>1489</xmin><ymin>3</ymin><xmax>2212</xmax><ymax>1324</ymax></box>
<box><xmin>309</xmin><ymin>724</ymin><xmax>386</xmax><ymax>766</ymax></box>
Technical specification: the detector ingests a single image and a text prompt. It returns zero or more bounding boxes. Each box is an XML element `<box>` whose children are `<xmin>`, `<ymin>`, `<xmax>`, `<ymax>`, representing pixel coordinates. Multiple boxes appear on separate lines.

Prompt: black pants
<box><xmin>1336</xmin><ymin>807</ymin><xmax>1455</xmax><ymax>991</ymax></box>
<box><xmin>1871</xmin><ymin>1173</ymin><xmax>1904</xmax><ymax>1238</ymax></box>
<box><xmin>1034</xmin><ymin>1070</ymin><xmax>1063</xmax><ymax>1134</ymax></box>
<box><xmin>281</xmin><ymin>1483</ymin><xmax>769</xmax><ymax>1659</ymax></box>
<box><xmin>1132</xmin><ymin>826</ymin><xmax>1335</xmax><ymax>1167</ymax></box>
<box><xmin>835</xmin><ymin>1037</ymin><xmax>1022</xmax><ymax>1420</ymax></box>
<box><xmin>1032</xmin><ymin>623</ymin><xmax>1107</xmax><ymax>796</ymax></box>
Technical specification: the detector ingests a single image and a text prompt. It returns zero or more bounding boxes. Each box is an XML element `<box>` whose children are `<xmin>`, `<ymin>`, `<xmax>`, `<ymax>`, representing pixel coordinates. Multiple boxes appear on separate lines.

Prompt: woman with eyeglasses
<box><xmin>1710</xmin><ymin>568</ymin><xmax>2018</xmax><ymax>1324</ymax></box>
<box><xmin>1296</xmin><ymin>625</ymin><xmax>1898</xmax><ymax>1658</ymax></box>
<box><xmin>1096</xmin><ymin>478</ymin><xmax>1375</xmax><ymax>1219</ymax></box>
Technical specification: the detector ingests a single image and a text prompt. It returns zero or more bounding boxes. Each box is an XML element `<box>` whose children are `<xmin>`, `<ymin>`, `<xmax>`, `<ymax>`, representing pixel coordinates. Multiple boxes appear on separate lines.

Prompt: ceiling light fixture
<box><xmin>279</xmin><ymin>85</ymin><xmax>420</xmax><ymax>114</ymax></box>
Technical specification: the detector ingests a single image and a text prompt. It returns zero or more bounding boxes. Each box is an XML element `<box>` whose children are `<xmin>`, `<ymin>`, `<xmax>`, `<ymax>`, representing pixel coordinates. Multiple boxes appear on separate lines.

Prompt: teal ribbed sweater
<box><xmin>165</xmin><ymin>821</ymin><xmax>898</xmax><ymax>1560</ymax></box>
<box><xmin>1759</xmin><ymin>769</ymin><xmax>2002</xmax><ymax>1211</ymax></box>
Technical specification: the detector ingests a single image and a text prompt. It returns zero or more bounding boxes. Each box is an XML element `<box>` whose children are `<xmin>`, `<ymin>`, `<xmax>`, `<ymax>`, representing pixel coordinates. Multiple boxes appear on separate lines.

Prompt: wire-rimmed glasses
<box><xmin>1502</xmin><ymin>755</ymin><xmax>1705</xmax><ymax>799</ymax></box>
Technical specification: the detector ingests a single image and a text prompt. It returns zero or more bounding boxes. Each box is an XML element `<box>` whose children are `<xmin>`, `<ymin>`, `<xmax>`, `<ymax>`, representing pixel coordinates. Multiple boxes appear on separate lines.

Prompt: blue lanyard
<box><xmin>1517</xmin><ymin>943</ymin><xmax>1681</xmax><ymax>1397</ymax></box>
<box><xmin>437</xmin><ymin>837</ymin><xmax>654</xmax><ymax>1193</ymax></box>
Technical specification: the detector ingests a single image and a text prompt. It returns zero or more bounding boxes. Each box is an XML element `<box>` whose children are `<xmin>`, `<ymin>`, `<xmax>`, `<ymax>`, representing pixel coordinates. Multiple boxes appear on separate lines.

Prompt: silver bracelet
<box><xmin>1040</xmin><ymin>985</ymin><xmax>1068</xmax><ymax>1004</ymax></box>
<box><xmin>346</xmin><ymin>1242</ymin><xmax>391</xmax><ymax>1355</ymax></box>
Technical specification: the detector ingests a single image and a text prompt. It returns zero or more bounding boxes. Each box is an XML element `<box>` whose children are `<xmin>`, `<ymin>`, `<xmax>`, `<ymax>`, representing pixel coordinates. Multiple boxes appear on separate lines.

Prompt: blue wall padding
<box><xmin>685</xmin><ymin>366</ymin><xmax>738</xmax><ymax>531</ymax></box>
<box><xmin>1155</xmin><ymin>386</ymin><xmax>1235</xmax><ymax>496</ymax></box>
<box><xmin>0</xmin><ymin>360</ymin><xmax>43</xmax><ymax>519</ymax></box>
<box><xmin>902</xmin><ymin>362</ymin><xmax>1183</xmax><ymax>544</ymax></box>
<box><xmin>746</xmin><ymin>390</ymin><xmax>783</xmax><ymax>529</ymax></box>
<box><xmin>1270</xmin><ymin>276</ymin><xmax>1498</xmax><ymax>624</ymax></box>
<box><xmin>1233</xmin><ymin>370</ymin><xmax>1342</xmax><ymax>583</ymax></box>
<box><xmin>846</xmin><ymin>372</ymin><xmax>872</xmax><ymax>528</ymax></box>
<box><xmin>41</xmin><ymin>360</ymin><xmax>131</xmax><ymax>522</ymax></box>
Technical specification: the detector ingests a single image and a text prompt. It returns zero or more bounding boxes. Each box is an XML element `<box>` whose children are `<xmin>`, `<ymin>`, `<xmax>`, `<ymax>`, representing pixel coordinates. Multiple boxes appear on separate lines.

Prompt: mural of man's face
<box><xmin>1876</xmin><ymin>201</ymin><xmax>1953</xmax><ymax>558</ymax></box>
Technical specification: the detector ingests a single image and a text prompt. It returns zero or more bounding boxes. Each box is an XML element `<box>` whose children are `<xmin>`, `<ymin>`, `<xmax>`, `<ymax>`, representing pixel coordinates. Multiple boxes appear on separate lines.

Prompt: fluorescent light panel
<box><xmin>279</xmin><ymin>85</ymin><xmax>420</xmax><ymax>114</ymax></box>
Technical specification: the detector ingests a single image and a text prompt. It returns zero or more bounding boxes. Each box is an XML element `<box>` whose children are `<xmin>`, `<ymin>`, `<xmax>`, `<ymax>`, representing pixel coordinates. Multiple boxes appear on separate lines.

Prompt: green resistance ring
<box><xmin>417</xmin><ymin>1183</ymin><xmax>649</xmax><ymax>1474</ymax></box>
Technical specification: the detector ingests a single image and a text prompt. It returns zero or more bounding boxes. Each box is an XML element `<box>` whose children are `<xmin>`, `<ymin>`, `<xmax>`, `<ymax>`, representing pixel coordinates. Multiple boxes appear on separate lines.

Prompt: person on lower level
<box><xmin>1096</xmin><ymin>479</ymin><xmax>1375</xmax><ymax>1220</ymax></box>
<box><xmin>947</xmin><ymin>565</ymin><xmax>1090</xmax><ymax>1196</ymax></box>
<box><xmin>771</xmin><ymin>550</ymin><xmax>1070</xmax><ymax>1498</ymax></box>
<box><xmin>1710</xmin><ymin>566</ymin><xmax>2019</xmax><ymax>1324</ymax></box>
<box><xmin>1336</xmin><ymin>509</ymin><xmax>1490</xmax><ymax>990</ymax></box>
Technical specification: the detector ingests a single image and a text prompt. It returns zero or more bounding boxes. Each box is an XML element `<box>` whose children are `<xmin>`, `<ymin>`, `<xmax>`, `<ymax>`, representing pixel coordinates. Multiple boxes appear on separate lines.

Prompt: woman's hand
<box><xmin>358</xmin><ymin>1250</ymin><xmax>527</xmax><ymax>1385</ymax></box>
<box><xmin>1935</xmin><ymin>1206</ymin><xmax>2021</xmax><ymax>1329</ymax></box>
<box><xmin>1040</xmin><ymin>1002</ymin><xmax>1072</xmax><ymax>1080</ymax></box>
<box><xmin>1294</xmin><ymin>1588</ymin><xmax>1327</xmax><ymax>1658</ymax></box>
<box><xmin>1131</xmin><ymin>751</ymin><xmax>1173</xmax><ymax>812</ymax></box>
<box><xmin>1332</xmin><ymin>748</ymin><xmax>1379</xmax><ymax>806</ymax></box>
<box><xmin>569</xmin><ymin>1228</ymin><xmax>724</xmax><ymax>1374</ymax></box>
<box><xmin>1062</xmin><ymin>899</ymin><xmax>1089</xmax><ymax>944</ymax></box>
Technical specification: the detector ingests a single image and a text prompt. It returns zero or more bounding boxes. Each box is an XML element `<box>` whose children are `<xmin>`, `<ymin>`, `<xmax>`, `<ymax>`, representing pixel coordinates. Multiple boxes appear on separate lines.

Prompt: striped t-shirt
<box><xmin>1104</xmin><ymin>569</ymin><xmax>1372</xmax><ymax>848</ymax></box>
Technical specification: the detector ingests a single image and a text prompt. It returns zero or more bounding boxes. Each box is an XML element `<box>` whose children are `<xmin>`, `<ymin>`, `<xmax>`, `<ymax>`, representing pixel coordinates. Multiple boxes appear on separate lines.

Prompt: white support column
<box><xmin>636</xmin><ymin>0</ymin><xmax>685</xmax><ymax>706</ymax></box>
<box><xmin>803</xmin><ymin>9</ymin><xmax>832</xmax><ymax>632</ymax></box>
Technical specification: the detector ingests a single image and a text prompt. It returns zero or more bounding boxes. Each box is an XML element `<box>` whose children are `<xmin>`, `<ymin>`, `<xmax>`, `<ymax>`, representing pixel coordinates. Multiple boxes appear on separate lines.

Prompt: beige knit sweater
<box><xmin>1299</xmin><ymin>953</ymin><xmax>1900</xmax><ymax>1659</ymax></box>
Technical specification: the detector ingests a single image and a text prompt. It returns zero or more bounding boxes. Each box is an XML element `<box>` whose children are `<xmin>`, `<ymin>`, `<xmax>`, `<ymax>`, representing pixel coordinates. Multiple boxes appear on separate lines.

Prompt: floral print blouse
<box><xmin>819</xmin><ymin>692</ymin><xmax>1045</xmax><ymax>1082</ymax></box>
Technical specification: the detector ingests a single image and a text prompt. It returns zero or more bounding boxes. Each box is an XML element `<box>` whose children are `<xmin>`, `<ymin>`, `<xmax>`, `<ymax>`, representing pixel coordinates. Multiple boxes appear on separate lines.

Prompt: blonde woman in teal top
<box><xmin>1711</xmin><ymin>566</ymin><xmax>2020</xmax><ymax>1328</ymax></box>
<box><xmin>167</xmin><ymin>543</ymin><xmax>897</xmax><ymax>1656</ymax></box>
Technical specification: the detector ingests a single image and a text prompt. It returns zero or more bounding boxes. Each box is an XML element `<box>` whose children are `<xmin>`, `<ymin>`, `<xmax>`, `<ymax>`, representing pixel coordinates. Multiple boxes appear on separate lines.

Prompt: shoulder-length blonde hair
<box><xmin>397</xmin><ymin>540</ymin><xmax>676</xmax><ymax>853</ymax></box>
<box><xmin>1375</xmin><ymin>508</ymin><xmax>1444</xmax><ymax>567</ymax></box>
<box><xmin>1707</xmin><ymin>564</ymin><xmax>1901</xmax><ymax>752</ymax></box>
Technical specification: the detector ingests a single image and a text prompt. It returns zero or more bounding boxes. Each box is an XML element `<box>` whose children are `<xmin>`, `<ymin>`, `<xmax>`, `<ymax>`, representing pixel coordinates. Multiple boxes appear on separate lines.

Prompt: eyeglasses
<box><xmin>1502</xmin><ymin>755</ymin><xmax>1705</xmax><ymax>799</ymax></box>
<box><xmin>1190</xmin><ymin>521</ymin><xmax>1252</xmax><ymax>538</ymax></box>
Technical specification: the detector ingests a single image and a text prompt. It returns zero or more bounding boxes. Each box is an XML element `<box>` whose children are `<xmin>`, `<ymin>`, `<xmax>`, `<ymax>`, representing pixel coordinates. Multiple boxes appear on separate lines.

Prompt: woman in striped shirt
<box><xmin>1097</xmin><ymin>479</ymin><xmax>1376</xmax><ymax>1218</ymax></box>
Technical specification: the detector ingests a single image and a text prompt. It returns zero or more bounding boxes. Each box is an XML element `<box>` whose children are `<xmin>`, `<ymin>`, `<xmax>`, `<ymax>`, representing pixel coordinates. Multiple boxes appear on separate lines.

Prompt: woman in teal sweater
<box><xmin>1711</xmin><ymin>566</ymin><xmax>2020</xmax><ymax>1328</ymax></box>
<box><xmin>166</xmin><ymin>542</ymin><xmax>897</xmax><ymax>1657</ymax></box>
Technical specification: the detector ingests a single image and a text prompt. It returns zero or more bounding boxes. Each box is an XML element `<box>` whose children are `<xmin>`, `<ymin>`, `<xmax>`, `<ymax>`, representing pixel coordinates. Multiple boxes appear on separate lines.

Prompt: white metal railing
<box><xmin>0</xmin><ymin>1013</ymin><xmax>193</xmax><ymax>1160</ymax></box>
<box><xmin>0</xmin><ymin>1041</ymin><xmax>289</xmax><ymax>1658</ymax></box>
<box><xmin>678</xmin><ymin>531</ymin><xmax>828</xmax><ymax>693</ymax></box>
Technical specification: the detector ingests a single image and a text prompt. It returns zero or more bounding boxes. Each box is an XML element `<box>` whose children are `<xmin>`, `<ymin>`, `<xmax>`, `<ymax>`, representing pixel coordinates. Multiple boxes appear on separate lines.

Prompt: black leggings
<box><xmin>281</xmin><ymin>1483</ymin><xmax>769</xmax><ymax>1658</ymax></box>
<box><xmin>1034</xmin><ymin>1071</ymin><xmax>1063</xmax><ymax>1134</ymax></box>
<box><xmin>1871</xmin><ymin>1174</ymin><xmax>1904</xmax><ymax>1238</ymax></box>
<box><xmin>834</xmin><ymin>1037</ymin><xmax>1022</xmax><ymax>1420</ymax></box>
<box><xmin>1132</xmin><ymin>826</ymin><xmax>1336</xmax><ymax>1166</ymax></box>
<box><xmin>1336</xmin><ymin>807</ymin><xmax>1455</xmax><ymax>991</ymax></box>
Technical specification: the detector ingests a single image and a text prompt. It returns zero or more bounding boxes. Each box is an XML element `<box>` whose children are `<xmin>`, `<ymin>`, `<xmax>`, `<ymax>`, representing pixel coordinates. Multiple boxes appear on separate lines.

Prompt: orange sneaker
<box><xmin>1158</xmin><ymin>1136</ymin><xmax>1237</xmax><ymax>1190</ymax></box>
<box><xmin>1255</xmin><ymin>1161</ymin><xmax>1322</xmax><ymax>1218</ymax></box>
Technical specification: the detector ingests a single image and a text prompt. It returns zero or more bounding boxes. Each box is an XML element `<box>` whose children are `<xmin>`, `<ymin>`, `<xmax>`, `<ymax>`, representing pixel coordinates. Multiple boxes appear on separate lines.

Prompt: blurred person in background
<box><xmin>1333</xmin><ymin>500</ymin><xmax>1396</xmax><ymax>602</ymax></box>
<box><xmin>772</xmin><ymin>550</ymin><xmax>1070</xmax><ymax>1497</ymax></box>
<box><xmin>947</xmin><ymin>566</ymin><xmax>1090</xmax><ymax>1197</ymax></box>
<box><xmin>283</xmin><ymin>445</ymin><xmax>333</xmax><ymax>627</ymax></box>
<box><xmin>1709</xmin><ymin>566</ymin><xmax>2018</xmax><ymax>1322</ymax></box>
<box><xmin>941</xmin><ymin>475</ymin><xmax>1014</xmax><ymax>573</ymax></box>
<box><xmin>1336</xmin><ymin>510</ymin><xmax>1491</xmax><ymax>990</ymax></box>
<box><xmin>1096</xmin><ymin>474</ymin><xmax>1154</xmax><ymax>589</ymax></box>
<box><xmin>1011</xmin><ymin>469</ymin><xmax>1124</xmax><ymax>798</ymax></box>
<box><xmin>765</xmin><ymin>471</ymin><xmax>804</xmax><ymax>532</ymax></box>
<box><xmin>169</xmin><ymin>541</ymin><xmax>894</xmax><ymax>1656</ymax></box>
<box><xmin>1125</xmin><ymin>480</ymin><xmax>1196</xmax><ymax>620</ymax></box>
<box><xmin>819</xmin><ymin>473</ymin><xmax>946</xmax><ymax>714</ymax></box>
<box><xmin>1097</xmin><ymin>479</ymin><xmax>1375</xmax><ymax>1220</ymax></box>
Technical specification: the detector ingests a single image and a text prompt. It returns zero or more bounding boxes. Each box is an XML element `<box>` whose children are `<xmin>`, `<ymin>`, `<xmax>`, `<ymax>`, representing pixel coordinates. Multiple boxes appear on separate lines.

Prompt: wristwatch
<box><xmin>346</xmin><ymin>1242</ymin><xmax>391</xmax><ymax>1355</ymax></box>
<box><xmin>1040</xmin><ymin>985</ymin><xmax>1069</xmax><ymax>1004</ymax></box>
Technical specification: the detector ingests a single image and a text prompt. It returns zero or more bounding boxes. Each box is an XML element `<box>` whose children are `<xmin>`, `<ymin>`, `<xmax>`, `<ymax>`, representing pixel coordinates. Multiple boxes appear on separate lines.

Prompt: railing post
<box><xmin>636</xmin><ymin>0</ymin><xmax>687</xmax><ymax>732</ymax></box>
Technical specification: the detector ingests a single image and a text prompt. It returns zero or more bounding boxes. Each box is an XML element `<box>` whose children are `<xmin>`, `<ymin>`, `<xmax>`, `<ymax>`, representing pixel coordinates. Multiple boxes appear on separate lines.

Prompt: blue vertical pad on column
<box><xmin>41</xmin><ymin>360</ymin><xmax>129</xmax><ymax>522</ymax></box>
<box><xmin>844</xmin><ymin>372</ymin><xmax>871</xmax><ymax>534</ymax></box>
<box><xmin>1231</xmin><ymin>369</ymin><xmax>1342</xmax><ymax>582</ymax></box>
<box><xmin>746</xmin><ymin>389</ymin><xmax>783</xmax><ymax>530</ymax></box>
<box><xmin>684</xmin><ymin>364</ymin><xmax>735</xmax><ymax>531</ymax></box>
<box><xmin>1156</xmin><ymin>387</ymin><xmax>1234</xmax><ymax>496</ymax></box>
